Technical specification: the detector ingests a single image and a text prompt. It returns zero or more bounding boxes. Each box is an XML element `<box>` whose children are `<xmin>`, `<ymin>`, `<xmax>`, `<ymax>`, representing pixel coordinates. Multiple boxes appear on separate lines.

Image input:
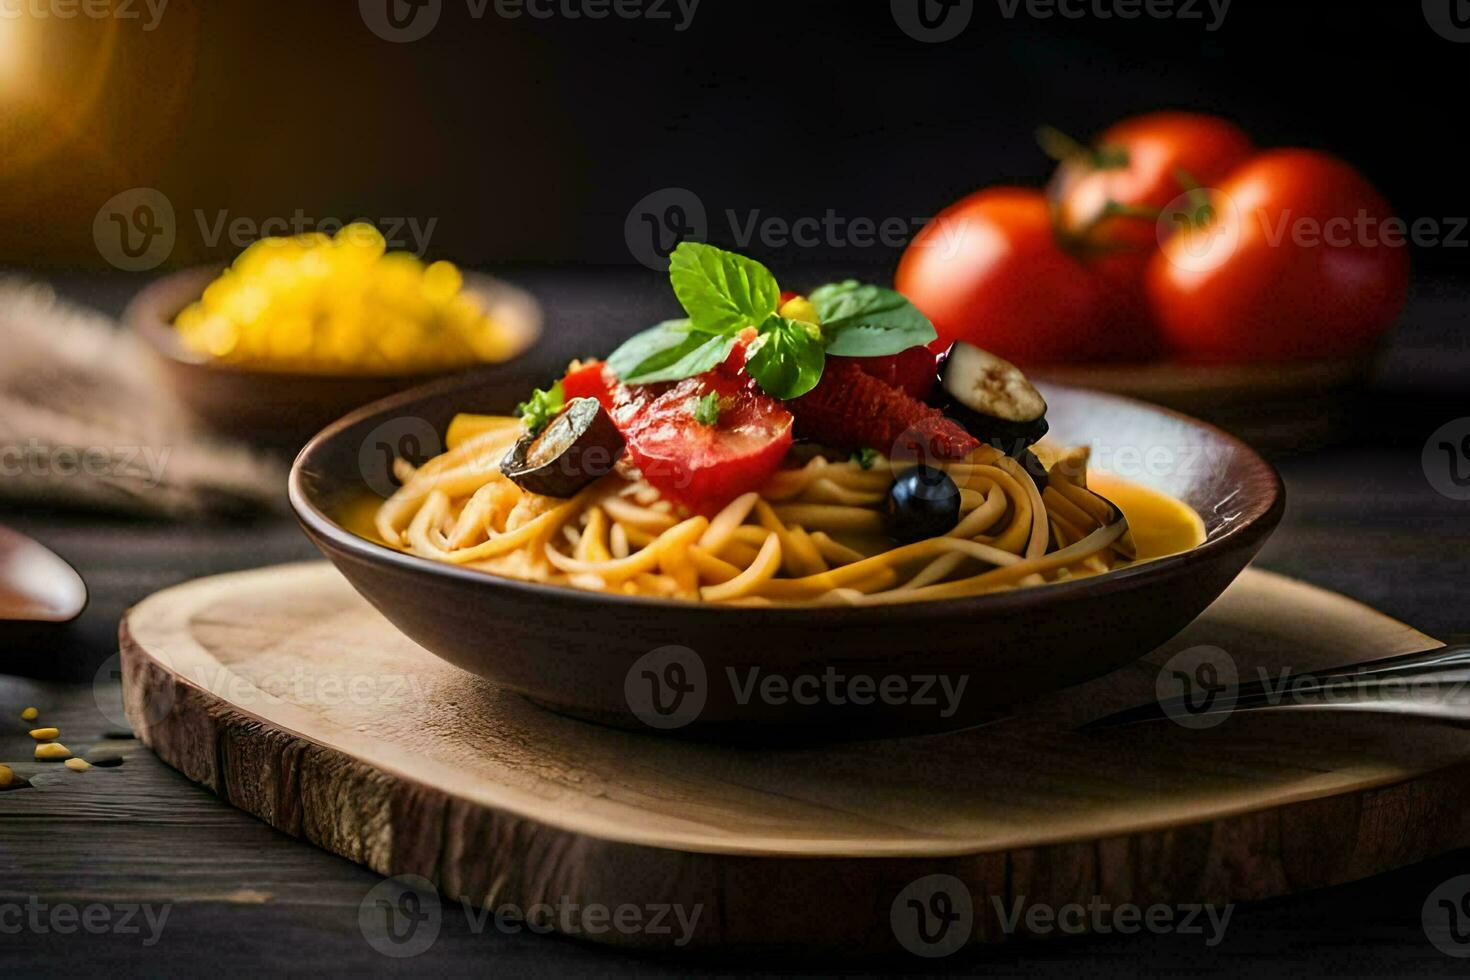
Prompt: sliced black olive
<box><xmin>885</xmin><ymin>465</ymin><xmax>961</xmax><ymax>543</ymax></box>
<box><xmin>937</xmin><ymin>342</ymin><xmax>1049</xmax><ymax>455</ymax></box>
<box><xmin>500</xmin><ymin>397</ymin><xmax>625</xmax><ymax>497</ymax></box>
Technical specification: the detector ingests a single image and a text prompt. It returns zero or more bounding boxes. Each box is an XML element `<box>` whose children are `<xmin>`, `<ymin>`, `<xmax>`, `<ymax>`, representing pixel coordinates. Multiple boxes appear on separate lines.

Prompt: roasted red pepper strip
<box><xmin>789</xmin><ymin>360</ymin><xmax>979</xmax><ymax>461</ymax></box>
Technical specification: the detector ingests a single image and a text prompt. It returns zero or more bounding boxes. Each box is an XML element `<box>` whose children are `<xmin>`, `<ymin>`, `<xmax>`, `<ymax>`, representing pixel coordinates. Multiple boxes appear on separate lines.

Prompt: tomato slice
<box><xmin>715</xmin><ymin>326</ymin><xmax>760</xmax><ymax>378</ymax></box>
<box><xmin>615</xmin><ymin>372</ymin><xmax>793</xmax><ymax>516</ymax></box>
<box><xmin>561</xmin><ymin>360</ymin><xmax>617</xmax><ymax>410</ymax></box>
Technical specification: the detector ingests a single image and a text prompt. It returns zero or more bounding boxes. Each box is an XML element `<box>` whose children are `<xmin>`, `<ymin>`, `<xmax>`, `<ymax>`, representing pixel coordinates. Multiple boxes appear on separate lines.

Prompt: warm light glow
<box><xmin>0</xmin><ymin>9</ymin><xmax>123</xmax><ymax>178</ymax></box>
<box><xmin>0</xmin><ymin>13</ymin><xmax>26</xmax><ymax>87</ymax></box>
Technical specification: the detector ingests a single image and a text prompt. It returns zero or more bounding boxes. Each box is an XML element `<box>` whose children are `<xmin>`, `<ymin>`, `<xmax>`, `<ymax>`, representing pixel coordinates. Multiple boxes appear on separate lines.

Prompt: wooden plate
<box><xmin>119</xmin><ymin>562</ymin><xmax>1464</xmax><ymax>953</ymax></box>
<box><xmin>124</xmin><ymin>265</ymin><xmax>544</xmax><ymax>450</ymax></box>
<box><xmin>288</xmin><ymin>375</ymin><xmax>1284</xmax><ymax>736</ymax></box>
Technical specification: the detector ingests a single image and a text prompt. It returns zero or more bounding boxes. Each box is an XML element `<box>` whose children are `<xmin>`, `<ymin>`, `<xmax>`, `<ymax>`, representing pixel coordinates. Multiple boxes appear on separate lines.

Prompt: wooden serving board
<box><xmin>119</xmin><ymin>562</ymin><xmax>1470</xmax><ymax>953</ymax></box>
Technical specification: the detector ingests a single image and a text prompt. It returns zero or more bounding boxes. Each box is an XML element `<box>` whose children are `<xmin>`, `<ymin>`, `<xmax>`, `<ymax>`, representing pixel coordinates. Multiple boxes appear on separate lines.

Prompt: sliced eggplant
<box><xmin>937</xmin><ymin>342</ymin><xmax>1048</xmax><ymax>455</ymax></box>
<box><xmin>501</xmin><ymin>397</ymin><xmax>625</xmax><ymax>497</ymax></box>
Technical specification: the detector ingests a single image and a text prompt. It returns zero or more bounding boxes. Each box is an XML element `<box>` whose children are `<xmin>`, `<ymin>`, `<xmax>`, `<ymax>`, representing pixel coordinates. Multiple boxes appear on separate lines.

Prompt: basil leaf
<box><xmin>745</xmin><ymin>315</ymin><xmax>825</xmax><ymax>400</ymax></box>
<box><xmin>693</xmin><ymin>390</ymin><xmax>721</xmax><ymax>426</ymax></box>
<box><xmin>606</xmin><ymin>319</ymin><xmax>692</xmax><ymax>376</ymax></box>
<box><xmin>606</xmin><ymin>319</ymin><xmax>735</xmax><ymax>384</ymax></box>
<box><xmin>611</xmin><ymin>323</ymin><xmax>696</xmax><ymax>382</ymax></box>
<box><xmin>669</xmin><ymin>241</ymin><xmax>781</xmax><ymax>335</ymax></box>
<box><xmin>809</xmin><ymin>280</ymin><xmax>937</xmax><ymax>356</ymax></box>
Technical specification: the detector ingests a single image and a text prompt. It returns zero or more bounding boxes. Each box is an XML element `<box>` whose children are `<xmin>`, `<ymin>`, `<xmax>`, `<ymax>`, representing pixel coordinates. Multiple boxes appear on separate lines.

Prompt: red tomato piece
<box><xmin>615</xmin><ymin>372</ymin><xmax>793</xmax><ymax>515</ymax></box>
<box><xmin>788</xmin><ymin>360</ymin><xmax>978</xmax><ymax>461</ymax></box>
<box><xmin>896</xmin><ymin>188</ymin><xmax>1137</xmax><ymax>363</ymax></box>
<box><xmin>715</xmin><ymin>326</ymin><xmax>760</xmax><ymax>378</ymax></box>
<box><xmin>1050</xmin><ymin>113</ymin><xmax>1256</xmax><ymax>340</ymax></box>
<box><xmin>836</xmin><ymin>346</ymin><xmax>938</xmax><ymax>401</ymax></box>
<box><xmin>1147</xmin><ymin>149</ymin><xmax>1409</xmax><ymax>361</ymax></box>
<box><xmin>1051</xmin><ymin>111</ymin><xmax>1256</xmax><ymax>256</ymax></box>
<box><xmin>561</xmin><ymin>361</ymin><xmax>618</xmax><ymax>410</ymax></box>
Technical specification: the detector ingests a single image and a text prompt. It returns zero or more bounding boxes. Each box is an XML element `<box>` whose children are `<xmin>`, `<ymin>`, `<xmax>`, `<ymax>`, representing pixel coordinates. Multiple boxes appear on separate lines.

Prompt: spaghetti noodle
<box><xmin>373</xmin><ymin>417</ymin><xmax>1139</xmax><ymax>606</ymax></box>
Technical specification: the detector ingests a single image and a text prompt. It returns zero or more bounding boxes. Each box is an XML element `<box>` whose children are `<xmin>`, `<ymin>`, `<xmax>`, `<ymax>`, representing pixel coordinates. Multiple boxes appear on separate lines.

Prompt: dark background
<box><xmin>2</xmin><ymin>0</ymin><xmax>1465</xmax><ymax>273</ymax></box>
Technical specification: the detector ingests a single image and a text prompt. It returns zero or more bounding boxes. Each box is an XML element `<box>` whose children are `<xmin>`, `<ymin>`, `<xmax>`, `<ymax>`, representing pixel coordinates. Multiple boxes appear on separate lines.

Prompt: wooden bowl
<box><xmin>1029</xmin><ymin>357</ymin><xmax>1373</xmax><ymax>451</ymax></box>
<box><xmin>125</xmin><ymin>265</ymin><xmax>542</xmax><ymax>450</ymax></box>
<box><xmin>289</xmin><ymin>376</ymin><xmax>1283</xmax><ymax>738</ymax></box>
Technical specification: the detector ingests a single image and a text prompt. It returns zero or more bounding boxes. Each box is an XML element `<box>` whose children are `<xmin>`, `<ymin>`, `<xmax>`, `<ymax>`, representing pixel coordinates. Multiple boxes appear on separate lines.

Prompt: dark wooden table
<box><xmin>3</xmin><ymin>267</ymin><xmax>1469</xmax><ymax>976</ymax></box>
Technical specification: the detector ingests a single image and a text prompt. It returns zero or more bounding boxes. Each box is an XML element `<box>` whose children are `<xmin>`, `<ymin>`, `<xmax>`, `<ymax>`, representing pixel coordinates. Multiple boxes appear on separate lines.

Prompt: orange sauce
<box><xmin>1088</xmin><ymin>470</ymin><xmax>1207</xmax><ymax>561</ymax></box>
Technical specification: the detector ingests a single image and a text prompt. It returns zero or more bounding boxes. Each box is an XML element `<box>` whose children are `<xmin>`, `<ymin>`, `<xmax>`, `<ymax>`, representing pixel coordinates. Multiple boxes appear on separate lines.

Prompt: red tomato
<box><xmin>561</xmin><ymin>360</ymin><xmax>616</xmax><ymax>409</ymax></box>
<box><xmin>1048</xmin><ymin>113</ymin><xmax>1255</xmax><ymax>339</ymax></box>
<box><xmin>716</xmin><ymin>326</ymin><xmax>760</xmax><ymax>377</ymax></box>
<box><xmin>835</xmin><ymin>346</ymin><xmax>937</xmax><ymax>401</ymax></box>
<box><xmin>1051</xmin><ymin>112</ymin><xmax>1256</xmax><ymax>254</ymax></box>
<box><xmin>616</xmin><ymin>372</ymin><xmax>793</xmax><ymax>515</ymax></box>
<box><xmin>896</xmin><ymin>187</ymin><xmax>1144</xmax><ymax>363</ymax></box>
<box><xmin>1146</xmin><ymin>149</ymin><xmax>1409</xmax><ymax>361</ymax></box>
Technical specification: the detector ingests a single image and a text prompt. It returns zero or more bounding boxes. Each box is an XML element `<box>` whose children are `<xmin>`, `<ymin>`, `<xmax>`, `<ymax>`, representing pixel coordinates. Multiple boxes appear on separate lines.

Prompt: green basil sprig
<box><xmin>744</xmin><ymin>315</ymin><xmax>824</xmax><ymax>400</ymax></box>
<box><xmin>607</xmin><ymin>242</ymin><xmax>936</xmax><ymax>401</ymax></box>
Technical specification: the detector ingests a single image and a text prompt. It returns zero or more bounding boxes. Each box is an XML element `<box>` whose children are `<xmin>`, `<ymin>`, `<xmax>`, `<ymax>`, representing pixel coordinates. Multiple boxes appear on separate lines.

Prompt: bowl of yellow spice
<box><xmin>125</xmin><ymin>224</ymin><xmax>543</xmax><ymax>448</ymax></box>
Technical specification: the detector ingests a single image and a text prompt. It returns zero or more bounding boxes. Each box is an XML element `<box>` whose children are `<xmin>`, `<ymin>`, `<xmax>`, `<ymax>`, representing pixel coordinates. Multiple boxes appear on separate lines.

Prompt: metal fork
<box><xmin>1084</xmin><ymin>643</ymin><xmax>1470</xmax><ymax>729</ymax></box>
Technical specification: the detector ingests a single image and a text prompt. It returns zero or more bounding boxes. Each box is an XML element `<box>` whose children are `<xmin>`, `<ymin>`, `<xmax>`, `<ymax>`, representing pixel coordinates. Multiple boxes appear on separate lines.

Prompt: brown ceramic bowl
<box><xmin>125</xmin><ymin>265</ymin><xmax>542</xmax><ymax>450</ymax></box>
<box><xmin>1029</xmin><ymin>356</ymin><xmax>1374</xmax><ymax>451</ymax></box>
<box><xmin>289</xmin><ymin>375</ymin><xmax>1283</xmax><ymax>738</ymax></box>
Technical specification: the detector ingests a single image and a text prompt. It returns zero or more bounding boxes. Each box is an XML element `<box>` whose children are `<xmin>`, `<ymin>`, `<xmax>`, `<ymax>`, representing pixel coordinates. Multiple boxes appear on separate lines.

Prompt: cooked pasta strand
<box><xmin>370</xmin><ymin>412</ymin><xmax>1180</xmax><ymax>605</ymax></box>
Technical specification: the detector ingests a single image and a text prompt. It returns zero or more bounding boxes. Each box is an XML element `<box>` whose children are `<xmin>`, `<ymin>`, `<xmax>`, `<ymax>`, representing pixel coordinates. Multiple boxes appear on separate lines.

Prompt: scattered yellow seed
<box><xmin>29</xmin><ymin>727</ymin><xmax>60</xmax><ymax>741</ymax></box>
<box><xmin>35</xmin><ymin>742</ymin><xmax>71</xmax><ymax>761</ymax></box>
<box><xmin>64</xmin><ymin>758</ymin><xmax>92</xmax><ymax>772</ymax></box>
<box><xmin>21</xmin><ymin>707</ymin><xmax>38</xmax><ymax>721</ymax></box>
<box><xmin>0</xmin><ymin>764</ymin><xmax>12</xmax><ymax>787</ymax></box>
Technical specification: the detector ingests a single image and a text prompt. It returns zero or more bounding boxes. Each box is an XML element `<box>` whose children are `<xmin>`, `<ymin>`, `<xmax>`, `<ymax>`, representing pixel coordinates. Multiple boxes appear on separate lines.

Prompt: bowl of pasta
<box><xmin>289</xmin><ymin>244</ymin><xmax>1283</xmax><ymax>736</ymax></box>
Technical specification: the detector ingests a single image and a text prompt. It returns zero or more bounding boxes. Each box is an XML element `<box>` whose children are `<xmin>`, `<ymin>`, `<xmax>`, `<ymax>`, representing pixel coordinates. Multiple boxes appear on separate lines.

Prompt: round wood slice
<box><xmin>119</xmin><ymin>562</ymin><xmax>1470</xmax><ymax>953</ymax></box>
